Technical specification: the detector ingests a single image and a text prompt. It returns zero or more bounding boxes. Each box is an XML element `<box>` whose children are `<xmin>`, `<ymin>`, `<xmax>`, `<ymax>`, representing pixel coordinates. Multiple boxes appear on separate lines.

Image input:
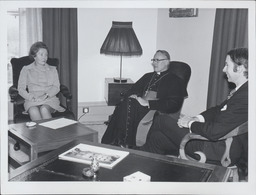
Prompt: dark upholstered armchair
<box><xmin>136</xmin><ymin>61</ymin><xmax>191</xmax><ymax>146</ymax></box>
<box><xmin>9</xmin><ymin>56</ymin><xmax>75</xmax><ymax>123</ymax></box>
<box><xmin>168</xmin><ymin>61</ymin><xmax>191</xmax><ymax>89</ymax></box>
<box><xmin>179</xmin><ymin>121</ymin><xmax>248</xmax><ymax>181</ymax></box>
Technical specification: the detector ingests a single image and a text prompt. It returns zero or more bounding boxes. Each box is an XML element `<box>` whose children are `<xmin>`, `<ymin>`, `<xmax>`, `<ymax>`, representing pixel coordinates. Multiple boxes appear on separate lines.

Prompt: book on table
<box><xmin>58</xmin><ymin>143</ymin><xmax>129</xmax><ymax>169</ymax></box>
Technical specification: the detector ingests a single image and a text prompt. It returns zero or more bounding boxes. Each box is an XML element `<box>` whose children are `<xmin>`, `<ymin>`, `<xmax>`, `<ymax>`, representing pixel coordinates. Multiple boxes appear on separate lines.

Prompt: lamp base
<box><xmin>113</xmin><ymin>77</ymin><xmax>128</xmax><ymax>83</ymax></box>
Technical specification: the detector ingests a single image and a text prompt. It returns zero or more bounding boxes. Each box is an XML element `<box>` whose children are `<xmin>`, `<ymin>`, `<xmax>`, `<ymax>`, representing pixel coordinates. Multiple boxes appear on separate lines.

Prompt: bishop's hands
<box><xmin>129</xmin><ymin>95</ymin><xmax>149</xmax><ymax>107</ymax></box>
<box><xmin>177</xmin><ymin>114</ymin><xmax>200</xmax><ymax>128</ymax></box>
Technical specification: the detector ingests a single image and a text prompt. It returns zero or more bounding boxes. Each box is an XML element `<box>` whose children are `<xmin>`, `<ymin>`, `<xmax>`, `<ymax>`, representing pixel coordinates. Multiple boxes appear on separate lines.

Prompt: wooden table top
<box><xmin>9</xmin><ymin>140</ymin><xmax>230</xmax><ymax>182</ymax></box>
<box><xmin>9</xmin><ymin>119</ymin><xmax>98</xmax><ymax>152</ymax></box>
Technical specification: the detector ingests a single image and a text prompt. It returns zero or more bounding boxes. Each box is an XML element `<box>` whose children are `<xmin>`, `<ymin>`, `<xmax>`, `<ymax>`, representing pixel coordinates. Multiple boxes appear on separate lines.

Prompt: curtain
<box><xmin>19</xmin><ymin>8</ymin><xmax>42</xmax><ymax>56</ymax></box>
<box><xmin>207</xmin><ymin>9</ymin><xmax>248</xmax><ymax>108</ymax></box>
<box><xmin>42</xmin><ymin>8</ymin><xmax>78</xmax><ymax>119</ymax></box>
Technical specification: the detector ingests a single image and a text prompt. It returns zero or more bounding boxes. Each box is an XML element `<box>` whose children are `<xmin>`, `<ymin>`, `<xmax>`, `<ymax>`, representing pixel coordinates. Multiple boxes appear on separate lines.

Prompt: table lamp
<box><xmin>100</xmin><ymin>21</ymin><xmax>143</xmax><ymax>83</ymax></box>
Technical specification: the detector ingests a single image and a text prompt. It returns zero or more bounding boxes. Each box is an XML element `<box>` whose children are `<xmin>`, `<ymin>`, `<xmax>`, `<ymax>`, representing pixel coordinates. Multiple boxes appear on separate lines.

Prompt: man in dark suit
<box><xmin>140</xmin><ymin>47</ymin><xmax>248</xmax><ymax>166</ymax></box>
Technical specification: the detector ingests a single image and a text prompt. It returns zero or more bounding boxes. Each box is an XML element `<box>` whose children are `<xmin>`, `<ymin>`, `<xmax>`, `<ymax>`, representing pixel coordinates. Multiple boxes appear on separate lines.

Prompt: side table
<box><xmin>8</xmin><ymin>119</ymin><xmax>98</xmax><ymax>169</ymax></box>
<box><xmin>104</xmin><ymin>78</ymin><xmax>134</xmax><ymax>106</ymax></box>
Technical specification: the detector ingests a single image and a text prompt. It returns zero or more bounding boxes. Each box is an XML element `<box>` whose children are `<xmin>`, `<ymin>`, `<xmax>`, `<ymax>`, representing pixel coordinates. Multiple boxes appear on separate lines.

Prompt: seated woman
<box><xmin>101</xmin><ymin>50</ymin><xmax>189</xmax><ymax>148</ymax></box>
<box><xmin>18</xmin><ymin>41</ymin><xmax>65</xmax><ymax>121</ymax></box>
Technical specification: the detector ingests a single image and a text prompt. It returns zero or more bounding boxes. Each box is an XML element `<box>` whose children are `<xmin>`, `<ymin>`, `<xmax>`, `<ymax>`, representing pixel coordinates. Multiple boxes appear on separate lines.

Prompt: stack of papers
<box><xmin>39</xmin><ymin>118</ymin><xmax>78</xmax><ymax>129</ymax></box>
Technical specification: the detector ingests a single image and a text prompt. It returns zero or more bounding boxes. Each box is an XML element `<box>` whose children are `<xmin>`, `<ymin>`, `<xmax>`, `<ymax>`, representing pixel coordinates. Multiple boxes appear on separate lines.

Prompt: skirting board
<box><xmin>78</xmin><ymin>101</ymin><xmax>115</xmax><ymax>124</ymax></box>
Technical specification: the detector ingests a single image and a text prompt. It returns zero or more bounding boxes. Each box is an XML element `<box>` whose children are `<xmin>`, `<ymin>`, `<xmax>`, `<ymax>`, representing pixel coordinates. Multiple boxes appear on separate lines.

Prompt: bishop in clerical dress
<box><xmin>101</xmin><ymin>50</ymin><xmax>191</xmax><ymax>148</ymax></box>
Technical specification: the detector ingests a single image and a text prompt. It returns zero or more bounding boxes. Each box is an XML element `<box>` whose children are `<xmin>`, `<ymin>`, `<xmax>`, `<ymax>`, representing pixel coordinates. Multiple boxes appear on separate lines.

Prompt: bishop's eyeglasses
<box><xmin>151</xmin><ymin>59</ymin><xmax>168</xmax><ymax>63</ymax></box>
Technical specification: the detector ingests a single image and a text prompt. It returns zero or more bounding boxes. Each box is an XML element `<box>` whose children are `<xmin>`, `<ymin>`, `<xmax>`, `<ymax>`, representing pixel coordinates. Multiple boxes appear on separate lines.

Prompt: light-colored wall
<box><xmin>78</xmin><ymin>8</ymin><xmax>158</xmax><ymax>102</ymax></box>
<box><xmin>156</xmin><ymin>8</ymin><xmax>216</xmax><ymax>115</ymax></box>
<box><xmin>77</xmin><ymin>8</ymin><xmax>216</xmax><ymax>116</ymax></box>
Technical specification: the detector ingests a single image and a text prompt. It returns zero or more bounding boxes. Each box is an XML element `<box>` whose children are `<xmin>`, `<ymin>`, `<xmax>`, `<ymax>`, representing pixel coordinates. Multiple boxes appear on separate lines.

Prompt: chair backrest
<box><xmin>167</xmin><ymin>61</ymin><xmax>191</xmax><ymax>118</ymax></box>
<box><xmin>11</xmin><ymin>56</ymin><xmax>59</xmax><ymax>87</ymax></box>
<box><xmin>168</xmin><ymin>61</ymin><xmax>191</xmax><ymax>91</ymax></box>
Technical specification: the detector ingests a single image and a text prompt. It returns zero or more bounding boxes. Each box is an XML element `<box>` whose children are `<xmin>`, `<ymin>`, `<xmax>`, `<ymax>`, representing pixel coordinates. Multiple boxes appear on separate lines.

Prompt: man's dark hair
<box><xmin>227</xmin><ymin>47</ymin><xmax>248</xmax><ymax>78</ymax></box>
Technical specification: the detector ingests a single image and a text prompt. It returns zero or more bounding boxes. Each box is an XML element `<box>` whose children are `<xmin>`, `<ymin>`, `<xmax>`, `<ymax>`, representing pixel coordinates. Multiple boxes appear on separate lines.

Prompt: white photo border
<box><xmin>1</xmin><ymin>0</ymin><xmax>255</xmax><ymax>194</ymax></box>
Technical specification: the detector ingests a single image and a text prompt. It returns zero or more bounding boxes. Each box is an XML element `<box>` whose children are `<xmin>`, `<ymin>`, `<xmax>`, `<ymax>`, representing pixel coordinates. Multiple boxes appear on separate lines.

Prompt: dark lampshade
<box><xmin>100</xmin><ymin>21</ymin><xmax>143</xmax><ymax>83</ymax></box>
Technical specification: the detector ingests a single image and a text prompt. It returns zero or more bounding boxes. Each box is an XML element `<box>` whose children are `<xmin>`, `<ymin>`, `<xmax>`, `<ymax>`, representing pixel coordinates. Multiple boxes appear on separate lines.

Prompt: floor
<box><xmin>83</xmin><ymin>122</ymin><xmax>107</xmax><ymax>143</ymax></box>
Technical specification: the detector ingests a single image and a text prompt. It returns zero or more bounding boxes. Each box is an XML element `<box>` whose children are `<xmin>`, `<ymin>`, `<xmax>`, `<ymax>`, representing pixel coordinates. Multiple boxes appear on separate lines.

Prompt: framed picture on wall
<box><xmin>169</xmin><ymin>8</ymin><xmax>198</xmax><ymax>17</ymax></box>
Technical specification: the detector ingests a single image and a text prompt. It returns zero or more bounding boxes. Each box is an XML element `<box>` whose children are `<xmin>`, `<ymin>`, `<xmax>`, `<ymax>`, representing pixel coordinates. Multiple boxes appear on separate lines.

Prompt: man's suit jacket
<box><xmin>191</xmin><ymin>81</ymin><xmax>248</xmax><ymax>140</ymax></box>
<box><xmin>190</xmin><ymin>81</ymin><xmax>248</xmax><ymax>164</ymax></box>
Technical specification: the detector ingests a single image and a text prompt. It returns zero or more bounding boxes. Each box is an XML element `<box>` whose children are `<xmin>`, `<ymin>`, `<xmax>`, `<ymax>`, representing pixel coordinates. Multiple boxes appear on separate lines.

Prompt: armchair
<box><xmin>9</xmin><ymin>56</ymin><xmax>75</xmax><ymax>123</ymax></box>
<box><xmin>179</xmin><ymin>121</ymin><xmax>248</xmax><ymax>181</ymax></box>
<box><xmin>136</xmin><ymin>61</ymin><xmax>191</xmax><ymax>146</ymax></box>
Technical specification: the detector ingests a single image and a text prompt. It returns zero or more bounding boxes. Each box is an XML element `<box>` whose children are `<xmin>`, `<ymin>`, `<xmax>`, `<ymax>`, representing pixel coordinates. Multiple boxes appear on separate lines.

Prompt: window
<box><xmin>7</xmin><ymin>9</ymin><xmax>19</xmax><ymax>86</ymax></box>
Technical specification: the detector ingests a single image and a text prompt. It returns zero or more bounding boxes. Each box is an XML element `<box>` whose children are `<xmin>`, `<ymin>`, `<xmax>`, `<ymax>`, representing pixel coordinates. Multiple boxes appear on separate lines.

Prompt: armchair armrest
<box><xmin>60</xmin><ymin>84</ymin><xmax>72</xmax><ymax>99</ymax></box>
<box><xmin>179</xmin><ymin>121</ymin><xmax>248</xmax><ymax>167</ymax></box>
<box><xmin>220</xmin><ymin>121</ymin><xmax>248</xmax><ymax>140</ymax></box>
<box><xmin>59</xmin><ymin>84</ymin><xmax>72</xmax><ymax>111</ymax></box>
<box><xmin>9</xmin><ymin>85</ymin><xmax>19</xmax><ymax>102</ymax></box>
<box><xmin>9</xmin><ymin>85</ymin><xmax>25</xmax><ymax>105</ymax></box>
<box><xmin>179</xmin><ymin>133</ymin><xmax>208</xmax><ymax>163</ymax></box>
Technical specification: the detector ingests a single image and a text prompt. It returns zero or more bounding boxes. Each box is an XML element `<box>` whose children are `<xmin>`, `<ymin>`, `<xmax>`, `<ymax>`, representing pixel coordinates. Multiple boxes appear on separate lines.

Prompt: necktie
<box><xmin>227</xmin><ymin>89</ymin><xmax>236</xmax><ymax>100</ymax></box>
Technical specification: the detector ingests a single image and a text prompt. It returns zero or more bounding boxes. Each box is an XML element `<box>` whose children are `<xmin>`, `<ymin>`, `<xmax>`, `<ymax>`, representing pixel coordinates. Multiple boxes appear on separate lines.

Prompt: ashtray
<box><xmin>26</xmin><ymin>121</ymin><xmax>37</xmax><ymax>127</ymax></box>
<box><xmin>82</xmin><ymin>167</ymin><xmax>95</xmax><ymax>178</ymax></box>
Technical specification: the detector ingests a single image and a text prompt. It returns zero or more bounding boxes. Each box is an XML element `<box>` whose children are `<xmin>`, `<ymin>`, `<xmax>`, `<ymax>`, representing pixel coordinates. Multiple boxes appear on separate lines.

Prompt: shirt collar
<box><xmin>236</xmin><ymin>80</ymin><xmax>248</xmax><ymax>91</ymax></box>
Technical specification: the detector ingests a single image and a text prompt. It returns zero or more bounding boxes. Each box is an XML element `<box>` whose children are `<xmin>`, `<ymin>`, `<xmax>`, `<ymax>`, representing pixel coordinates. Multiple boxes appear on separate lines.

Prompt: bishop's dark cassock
<box><xmin>101</xmin><ymin>65</ymin><xmax>189</xmax><ymax>147</ymax></box>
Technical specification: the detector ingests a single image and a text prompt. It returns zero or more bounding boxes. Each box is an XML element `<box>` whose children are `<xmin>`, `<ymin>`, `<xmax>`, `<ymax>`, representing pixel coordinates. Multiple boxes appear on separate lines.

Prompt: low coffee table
<box><xmin>8</xmin><ymin>118</ymin><xmax>98</xmax><ymax>168</ymax></box>
<box><xmin>9</xmin><ymin>140</ymin><xmax>230</xmax><ymax>182</ymax></box>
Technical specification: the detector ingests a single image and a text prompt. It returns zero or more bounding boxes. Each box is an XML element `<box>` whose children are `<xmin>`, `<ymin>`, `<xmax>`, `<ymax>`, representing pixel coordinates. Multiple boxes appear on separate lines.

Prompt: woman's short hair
<box><xmin>29</xmin><ymin>42</ymin><xmax>49</xmax><ymax>60</ymax></box>
<box><xmin>156</xmin><ymin>50</ymin><xmax>171</xmax><ymax>60</ymax></box>
<box><xmin>227</xmin><ymin>47</ymin><xmax>248</xmax><ymax>78</ymax></box>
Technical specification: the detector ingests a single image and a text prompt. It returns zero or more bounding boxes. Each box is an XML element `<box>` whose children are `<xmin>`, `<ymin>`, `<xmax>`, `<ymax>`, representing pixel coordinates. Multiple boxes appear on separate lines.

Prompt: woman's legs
<box><xmin>28</xmin><ymin>106</ymin><xmax>42</xmax><ymax>121</ymax></box>
<box><xmin>40</xmin><ymin>104</ymin><xmax>54</xmax><ymax>119</ymax></box>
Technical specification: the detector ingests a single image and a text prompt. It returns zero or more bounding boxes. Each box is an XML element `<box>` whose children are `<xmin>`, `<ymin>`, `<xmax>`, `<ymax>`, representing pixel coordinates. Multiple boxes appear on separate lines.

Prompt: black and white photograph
<box><xmin>58</xmin><ymin>143</ymin><xmax>129</xmax><ymax>169</ymax></box>
<box><xmin>0</xmin><ymin>0</ymin><xmax>255</xmax><ymax>194</ymax></box>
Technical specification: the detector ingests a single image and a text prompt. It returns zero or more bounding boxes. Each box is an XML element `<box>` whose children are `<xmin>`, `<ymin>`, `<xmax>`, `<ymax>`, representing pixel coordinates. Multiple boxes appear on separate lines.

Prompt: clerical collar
<box><xmin>156</xmin><ymin>69</ymin><xmax>169</xmax><ymax>76</ymax></box>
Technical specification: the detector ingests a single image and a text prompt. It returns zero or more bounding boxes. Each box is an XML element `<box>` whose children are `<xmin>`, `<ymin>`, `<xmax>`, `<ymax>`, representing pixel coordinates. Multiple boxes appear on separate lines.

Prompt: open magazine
<box><xmin>58</xmin><ymin>143</ymin><xmax>129</xmax><ymax>169</ymax></box>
